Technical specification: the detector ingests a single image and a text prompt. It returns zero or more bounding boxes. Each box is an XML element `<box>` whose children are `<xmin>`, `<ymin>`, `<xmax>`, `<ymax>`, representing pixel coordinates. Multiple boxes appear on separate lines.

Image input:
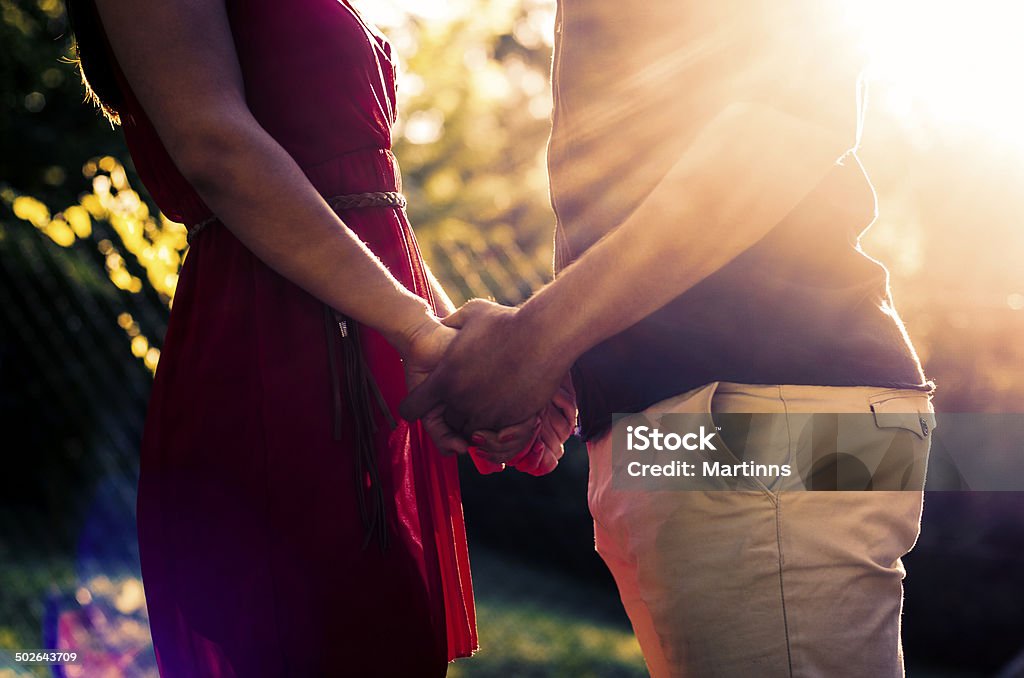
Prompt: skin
<box><xmin>425</xmin><ymin>264</ymin><xmax>574</xmax><ymax>461</ymax></box>
<box><xmin>92</xmin><ymin>0</ymin><xmax>573</xmax><ymax>461</ymax></box>
<box><xmin>402</xmin><ymin>101</ymin><xmax>858</xmax><ymax>435</ymax></box>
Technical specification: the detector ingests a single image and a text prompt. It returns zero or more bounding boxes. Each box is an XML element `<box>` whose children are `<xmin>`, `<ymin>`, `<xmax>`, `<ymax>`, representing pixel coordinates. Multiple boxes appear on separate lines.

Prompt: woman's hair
<box><xmin>65</xmin><ymin>0</ymin><xmax>123</xmax><ymax>124</ymax></box>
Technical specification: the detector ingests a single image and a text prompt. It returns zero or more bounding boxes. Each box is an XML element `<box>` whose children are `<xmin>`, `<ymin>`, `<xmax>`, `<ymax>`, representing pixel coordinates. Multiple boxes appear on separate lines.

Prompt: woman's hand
<box><xmin>468</xmin><ymin>374</ymin><xmax>577</xmax><ymax>476</ymax></box>
<box><xmin>401</xmin><ymin>299</ymin><xmax>570</xmax><ymax>435</ymax></box>
<box><xmin>399</xmin><ymin>315</ymin><xmax>470</xmax><ymax>456</ymax></box>
<box><xmin>466</xmin><ymin>417</ymin><xmax>541</xmax><ymax>473</ymax></box>
<box><xmin>520</xmin><ymin>375</ymin><xmax>577</xmax><ymax>475</ymax></box>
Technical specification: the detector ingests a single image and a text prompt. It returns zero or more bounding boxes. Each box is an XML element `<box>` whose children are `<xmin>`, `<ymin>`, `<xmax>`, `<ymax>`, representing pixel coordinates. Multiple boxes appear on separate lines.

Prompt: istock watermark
<box><xmin>623</xmin><ymin>423</ymin><xmax>795</xmax><ymax>481</ymax></box>
<box><xmin>625</xmin><ymin>425</ymin><xmax>718</xmax><ymax>452</ymax></box>
<box><xmin>606</xmin><ymin>410</ymin><xmax>1024</xmax><ymax>492</ymax></box>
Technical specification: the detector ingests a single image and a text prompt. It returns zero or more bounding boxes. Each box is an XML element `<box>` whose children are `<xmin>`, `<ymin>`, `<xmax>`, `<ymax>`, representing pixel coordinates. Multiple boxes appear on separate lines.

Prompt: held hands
<box><xmin>468</xmin><ymin>374</ymin><xmax>576</xmax><ymax>476</ymax></box>
<box><xmin>399</xmin><ymin>300</ymin><xmax>577</xmax><ymax>475</ymax></box>
<box><xmin>402</xmin><ymin>299</ymin><xmax>569</xmax><ymax>433</ymax></box>
<box><xmin>398</xmin><ymin>314</ymin><xmax>471</xmax><ymax>456</ymax></box>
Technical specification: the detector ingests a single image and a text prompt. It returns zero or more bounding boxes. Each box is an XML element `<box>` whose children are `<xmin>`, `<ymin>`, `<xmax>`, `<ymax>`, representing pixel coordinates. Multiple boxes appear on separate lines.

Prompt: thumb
<box><xmin>400</xmin><ymin>372</ymin><xmax>444</xmax><ymax>422</ymax></box>
<box><xmin>442</xmin><ymin>298</ymin><xmax>495</xmax><ymax>329</ymax></box>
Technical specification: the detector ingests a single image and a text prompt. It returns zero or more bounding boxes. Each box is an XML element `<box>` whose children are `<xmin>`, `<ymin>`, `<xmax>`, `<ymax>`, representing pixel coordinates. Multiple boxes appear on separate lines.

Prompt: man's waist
<box><xmin>570</xmin><ymin>292</ymin><xmax>927</xmax><ymax>441</ymax></box>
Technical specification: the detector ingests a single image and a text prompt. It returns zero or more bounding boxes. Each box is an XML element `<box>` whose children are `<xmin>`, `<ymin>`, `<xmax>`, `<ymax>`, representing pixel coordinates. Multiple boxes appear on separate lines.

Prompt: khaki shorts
<box><xmin>587</xmin><ymin>382</ymin><xmax>935</xmax><ymax>678</ymax></box>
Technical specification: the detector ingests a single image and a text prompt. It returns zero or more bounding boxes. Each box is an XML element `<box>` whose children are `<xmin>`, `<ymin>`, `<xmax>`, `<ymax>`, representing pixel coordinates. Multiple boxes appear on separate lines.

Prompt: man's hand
<box><xmin>400</xmin><ymin>299</ymin><xmax>570</xmax><ymax>435</ymax></box>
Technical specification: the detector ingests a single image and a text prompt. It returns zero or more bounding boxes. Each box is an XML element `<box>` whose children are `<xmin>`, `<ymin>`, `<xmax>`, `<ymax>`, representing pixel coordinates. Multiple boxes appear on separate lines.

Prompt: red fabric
<box><xmin>115</xmin><ymin>1</ymin><xmax>477</xmax><ymax>673</ymax></box>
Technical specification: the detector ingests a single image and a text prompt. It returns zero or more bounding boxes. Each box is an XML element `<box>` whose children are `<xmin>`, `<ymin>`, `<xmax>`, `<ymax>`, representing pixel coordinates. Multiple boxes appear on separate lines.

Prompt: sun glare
<box><xmin>845</xmin><ymin>1</ymin><xmax>1024</xmax><ymax>145</ymax></box>
<box><xmin>357</xmin><ymin>0</ymin><xmax>1024</xmax><ymax>147</ymax></box>
<box><xmin>354</xmin><ymin>0</ymin><xmax>471</xmax><ymax>26</ymax></box>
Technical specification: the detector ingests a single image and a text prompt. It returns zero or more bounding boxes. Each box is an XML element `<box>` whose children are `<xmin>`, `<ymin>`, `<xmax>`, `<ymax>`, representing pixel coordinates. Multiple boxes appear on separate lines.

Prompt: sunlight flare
<box><xmin>845</xmin><ymin>0</ymin><xmax>1024</xmax><ymax>144</ymax></box>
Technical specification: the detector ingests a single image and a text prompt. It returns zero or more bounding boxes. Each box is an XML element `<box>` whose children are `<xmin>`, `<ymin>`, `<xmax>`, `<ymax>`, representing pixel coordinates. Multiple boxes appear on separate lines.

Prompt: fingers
<box><xmin>399</xmin><ymin>371</ymin><xmax>444</xmax><ymax>422</ymax></box>
<box><xmin>469</xmin><ymin>412</ymin><xmax>565</xmax><ymax>477</ymax></box>
<box><xmin>524</xmin><ymin>438</ymin><xmax>550</xmax><ymax>474</ymax></box>
<box><xmin>536</xmin><ymin>391</ymin><xmax>574</xmax><ymax>447</ymax></box>
<box><xmin>467</xmin><ymin>448</ymin><xmax>506</xmax><ymax>474</ymax></box>
<box><xmin>502</xmin><ymin>405</ymin><xmax>564</xmax><ymax>477</ymax></box>
<box><xmin>538</xmin><ymin>410</ymin><xmax>567</xmax><ymax>465</ymax></box>
<box><xmin>466</xmin><ymin>387</ymin><xmax>576</xmax><ymax>476</ymax></box>
<box><xmin>548</xmin><ymin>400</ymin><xmax>575</xmax><ymax>443</ymax></box>
<box><xmin>552</xmin><ymin>385</ymin><xmax>575</xmax><ymax>419</ymax></box>
<box><xmin>469</xmin><ymin>416</ymin><xmax>541</xmax><ymax>461</ymax></box>
<box><xmin>559</xmin><ymin>372</ymin><xmax>576</xmax><ymax>399</ymax></box>
<box><xmin>422</xmin><ymin>404</ymin><xmax>469</xmax><ymax>456</ymax></box>
<box><xmin>530</xmin><ymin>448</ymin><xmax>561</xmax><ymax>476</ymax></box>
<box><xmin>518</xmin><ymin>439</ymin><xmax>559</xmax><ymax>476</ymax></box>
<box><xmin>508</xmin><ymin>401</ymin><xmax>570</xmax><ymax>477</ymax></box>
<box><xmin>551</xmin><ymin>382</ymin><xmax>577</xmax><ymax>435</ymax></box>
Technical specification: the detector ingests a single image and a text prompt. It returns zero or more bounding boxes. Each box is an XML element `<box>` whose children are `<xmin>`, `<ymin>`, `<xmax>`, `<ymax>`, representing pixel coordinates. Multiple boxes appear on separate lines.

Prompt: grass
<box><xmin>449</xmin><ymin>548</ymin><xmax>647</xmax><ymax>678</ymax></box>
<box><xmin>0</xmin><ymin>547</ymin><xmax>995</xmax><ymax>677</ymax></box>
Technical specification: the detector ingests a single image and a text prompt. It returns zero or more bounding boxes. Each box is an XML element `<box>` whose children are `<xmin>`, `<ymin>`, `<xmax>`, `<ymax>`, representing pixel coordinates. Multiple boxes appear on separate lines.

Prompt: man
<box><xmin>404</xmin><ymin>2</ymin><xmax>934</xmax><ymax>675</ymax></box>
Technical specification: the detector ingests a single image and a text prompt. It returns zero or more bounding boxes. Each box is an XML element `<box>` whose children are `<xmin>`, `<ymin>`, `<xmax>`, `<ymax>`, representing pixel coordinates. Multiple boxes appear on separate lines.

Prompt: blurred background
<box><xmin>1</xmin><ymin>0</ymin><xmax>1023</xmax><ymax>675</ymax></box>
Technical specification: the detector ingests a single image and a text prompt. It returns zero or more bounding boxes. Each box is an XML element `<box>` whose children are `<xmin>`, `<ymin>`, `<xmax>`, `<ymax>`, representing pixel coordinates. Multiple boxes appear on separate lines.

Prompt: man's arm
<box><xmin>402</xmin><ymin>101</ymin><xmax>856</xmax><ymax>433</ymax></box>
<box><xmin>520</xmin><ymin>101</ymin><xmax>854</xmax><ymax>371</ymax></box>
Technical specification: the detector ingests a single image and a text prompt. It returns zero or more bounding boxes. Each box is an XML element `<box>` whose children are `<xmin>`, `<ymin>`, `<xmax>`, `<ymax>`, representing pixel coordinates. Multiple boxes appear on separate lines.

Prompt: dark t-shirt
<box><xmin>548</xmin><ymin>1</ymin><xmax>929</xmax><ymax>440</ymax></box>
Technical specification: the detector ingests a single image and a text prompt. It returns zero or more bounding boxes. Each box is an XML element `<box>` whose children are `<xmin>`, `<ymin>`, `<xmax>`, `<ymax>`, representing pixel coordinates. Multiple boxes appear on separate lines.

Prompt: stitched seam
<box><xmin>777</xmin><ymin>385</ymin><xmax>795</xmax><ymax>678</ymax></box>
<box><xmin>705</xmin><ymin>382</ymin><xmax>777</xmax><ymax>501</ymax></box>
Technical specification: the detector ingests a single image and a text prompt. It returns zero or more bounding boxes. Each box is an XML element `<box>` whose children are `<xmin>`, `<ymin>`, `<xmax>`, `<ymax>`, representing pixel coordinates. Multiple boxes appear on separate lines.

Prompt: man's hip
<box><xmin>586</xmin><ymin>381</ymin><xmax>934</xmax><ymax>678</ymax></box>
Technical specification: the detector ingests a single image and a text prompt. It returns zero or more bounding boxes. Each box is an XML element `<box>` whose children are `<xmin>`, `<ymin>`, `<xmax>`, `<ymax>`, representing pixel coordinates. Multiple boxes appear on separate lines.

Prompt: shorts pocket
<box><xmin>864</xmin><ymin>391</ymin><xmax>935</xmax><ymax>490</ymax></box>
<box><xmin>869</xmin><ymin>391</ymin><xmax>937</xmax><ymax>439</ymax></box>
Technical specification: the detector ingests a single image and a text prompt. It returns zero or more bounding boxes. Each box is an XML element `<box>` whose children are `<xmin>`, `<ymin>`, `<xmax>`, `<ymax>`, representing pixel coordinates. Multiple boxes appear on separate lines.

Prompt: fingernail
<box><xmin>499</xmin><ymin>433</ymin><xmax>515</xmax><ymax>443</ymax></box>
<box><xmin>471</xmin><ymin>434</ymin><xmax>486</xmax><ymax>445</ymax></box>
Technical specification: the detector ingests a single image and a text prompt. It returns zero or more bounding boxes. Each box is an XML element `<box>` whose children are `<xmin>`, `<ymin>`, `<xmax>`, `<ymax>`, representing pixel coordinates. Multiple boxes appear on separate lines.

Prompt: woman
<box><xmin>67</xmin><ymin>0</ymin><xmax>574</xmax><ymax>675</ymax></box>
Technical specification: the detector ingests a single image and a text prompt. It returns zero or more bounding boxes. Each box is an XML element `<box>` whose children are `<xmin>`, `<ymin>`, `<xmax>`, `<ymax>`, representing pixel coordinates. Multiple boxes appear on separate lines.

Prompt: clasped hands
<box><xmin>400</xmin><ymin>300</ymin><xmax>577</xmax><ymax>476</ymax></box>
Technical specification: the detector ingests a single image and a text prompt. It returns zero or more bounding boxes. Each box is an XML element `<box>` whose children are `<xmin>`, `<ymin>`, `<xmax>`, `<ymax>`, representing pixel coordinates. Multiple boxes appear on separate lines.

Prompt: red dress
<box><xmin>113</xmin><ymin>1</ymin><xmax>477</xmax><ymax>674</ymax></box>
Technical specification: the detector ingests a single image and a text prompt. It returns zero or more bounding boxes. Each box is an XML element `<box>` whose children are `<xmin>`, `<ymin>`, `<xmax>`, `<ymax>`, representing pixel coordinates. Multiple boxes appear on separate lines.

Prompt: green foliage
<box><xmin>389</xmin><ymin>2</ymin><xmax>556</xmax><ymax>246</ymax></box>
<box><xmin>0</xmin><ymin>0</ymin><xmax>123</xmax><ymax>207</ymax></box>
<box><xmin>378</xmin><ymin>1</ymin><xmax>561</xmax><ymax>302</ymax></box>
<box><xmin>1</xmin><ymin>0</ymin><xmax>561</xmax><ymax>306</ymax></box>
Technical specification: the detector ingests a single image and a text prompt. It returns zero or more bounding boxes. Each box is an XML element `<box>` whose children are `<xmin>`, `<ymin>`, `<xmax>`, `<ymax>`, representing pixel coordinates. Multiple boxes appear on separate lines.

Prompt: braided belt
<box><xmin>186</xmin><ymin>191</ymin><xmax>407</xmax><ymax>244</ymax></box>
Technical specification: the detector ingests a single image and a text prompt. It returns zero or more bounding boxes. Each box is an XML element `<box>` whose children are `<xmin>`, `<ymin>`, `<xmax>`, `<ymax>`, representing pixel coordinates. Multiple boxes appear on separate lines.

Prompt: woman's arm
<box><xmin>93</xmin><ymin>0</ymin><xmax>437</xmax><ymax>356</ymax></box>
<box><xmin>423</xmin><ymin>263</ymin><xmax>457</xmax><ymax>317</ymax></box>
